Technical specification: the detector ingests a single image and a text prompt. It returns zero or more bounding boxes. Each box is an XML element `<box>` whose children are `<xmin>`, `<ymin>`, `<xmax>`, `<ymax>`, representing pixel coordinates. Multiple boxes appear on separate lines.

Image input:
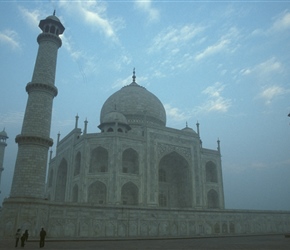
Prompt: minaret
<box><xmin>10</xmin><ymin>13</ymin><xmax>65</xmax><ymax>199</ymax></box>
<box><xmin>0</xmin><ymin>129</ymin><xmax>8</xmax><ymax>194</ymax></box>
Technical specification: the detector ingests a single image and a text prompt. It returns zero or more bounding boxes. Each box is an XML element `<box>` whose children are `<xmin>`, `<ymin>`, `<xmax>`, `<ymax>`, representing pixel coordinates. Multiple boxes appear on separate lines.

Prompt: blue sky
<box><xmin>0</xmin><ymin>0</ymin><xmax>290</xmax><ymax>210</ymax></box>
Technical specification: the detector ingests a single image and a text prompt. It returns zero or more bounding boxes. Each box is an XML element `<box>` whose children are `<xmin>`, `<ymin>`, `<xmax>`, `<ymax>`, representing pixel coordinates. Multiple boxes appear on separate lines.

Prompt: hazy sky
<box><xmin>0</xmin><ymin>1</ymin><xmax>290</xmax><ymax>210</ymax></box>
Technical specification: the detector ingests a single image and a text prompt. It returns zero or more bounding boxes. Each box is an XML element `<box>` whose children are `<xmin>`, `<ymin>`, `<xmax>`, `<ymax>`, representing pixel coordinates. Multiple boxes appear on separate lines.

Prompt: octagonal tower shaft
<box><xmin>10</xmin><ymin>14</ymin><xmax>64</xmax><ymax>199</ymax></box>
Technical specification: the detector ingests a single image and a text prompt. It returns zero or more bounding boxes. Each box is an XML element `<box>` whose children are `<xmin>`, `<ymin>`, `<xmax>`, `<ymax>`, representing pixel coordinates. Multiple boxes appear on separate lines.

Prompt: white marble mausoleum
<box><xmin>0</xmin><ymin>13</ymin><xmax>289</xmax><ymax>239</ymax></box>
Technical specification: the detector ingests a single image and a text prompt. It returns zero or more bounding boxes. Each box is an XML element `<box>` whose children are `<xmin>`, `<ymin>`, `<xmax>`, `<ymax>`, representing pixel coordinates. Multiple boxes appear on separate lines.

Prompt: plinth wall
<box><xmin>0</xmin><ymin>198</ymin><xmax>289</xmax><ymax>239</ymax></box>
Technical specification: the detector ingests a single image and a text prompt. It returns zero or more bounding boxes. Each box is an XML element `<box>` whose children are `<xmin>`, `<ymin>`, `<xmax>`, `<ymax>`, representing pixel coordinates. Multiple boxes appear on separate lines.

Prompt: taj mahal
<box><xmin>0</xmin><ymin>13</ymin><xmax>289</xmax><ymax>239</ymax></box>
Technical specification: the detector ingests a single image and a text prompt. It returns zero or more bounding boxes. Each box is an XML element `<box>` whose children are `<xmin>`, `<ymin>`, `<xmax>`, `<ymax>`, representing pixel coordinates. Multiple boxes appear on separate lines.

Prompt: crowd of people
<box><xmin>15</xmin><ymin>228</ymin><xmax>46</xmax><ymax>248</ymax></box>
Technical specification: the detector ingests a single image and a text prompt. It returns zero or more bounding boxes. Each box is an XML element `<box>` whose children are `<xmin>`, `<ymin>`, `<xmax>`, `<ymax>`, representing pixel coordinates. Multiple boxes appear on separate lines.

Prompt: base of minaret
<box><xmin>10</xmin><ymin>135</ymin><xmax>53</xmax><ymax>199</ymax></box>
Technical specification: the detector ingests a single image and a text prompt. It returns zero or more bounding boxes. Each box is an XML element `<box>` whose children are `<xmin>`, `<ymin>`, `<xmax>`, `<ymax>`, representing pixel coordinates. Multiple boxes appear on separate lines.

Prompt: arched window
<box><xmin>45</xmin><ymin>25</ymin><xmax>49</xmax><ymax>33</ymax></box>
<box><xmin>55</xmin><ymin>158</ymin><xmax>67</xmax><ymax>202</ymax></box>
<box><xmin>72</xmin><ymin>184</ymin><xmax>78</xmax><ymax>202</ymax></box>
<box><xmin>74</xmin><ymin>152</ymin><xmax>81</xmax><ymax>176</ymax></box>
<box><xmin>118</xmin><ymin>128</ymin><xmax>123</xmax><ymax>133</ymax></box>
<box><xmin>50</xmin><ymin>25</ymin><xmax>55</xmax><ymax>34</ymax></box>
<box><xmin>206</xmin><ymin>161</ymin><xmax>218</xmax><ymax>182</ymax></box>
<box><xmin>121</xmin><ymin>182</ymin><xmax>138</xmax><ymax>205</ymax></box>
<box><xmin>89</xmin><ymin>147</ymin><xmax>108</xmax><ymax>173</ymax></box>
<box><xmin>107</xmin><ymin>128</ymin><xmax>114</xmax><ymax>132</ymax></box>
<box><xmin>207</xmin><ymin>189</ymin><xmax>219</xmax><ymax>209</ymax></box>
<box><xmin>214</xmin><ymin>223</ymin><xmax>220</xmax><ymax>233</ymax></box>
<box><xmin>122</xmin><ymin>148</ymin><xmax>139</xmax><ymax>174</ymax></box>
<box><xmin>222</xmin><ymin>223</ymin><xmax>228</xmax><ymax>233</ymax></box>
<box><xmin>159</xmin><ymin>193</ymin><xmax>167</xmax><ymax>207</ymax></box>
<box><xmin>88</xmin><ymin>181</ymin><xmax>107</xmax><ymax>204</ymax></box>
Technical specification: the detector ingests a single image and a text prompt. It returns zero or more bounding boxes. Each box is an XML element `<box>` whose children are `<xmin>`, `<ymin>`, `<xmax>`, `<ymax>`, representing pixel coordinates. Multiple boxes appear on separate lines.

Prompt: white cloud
<box><xmin>251</xmin><ymin>11</ymin><xmax>290</xmax><ymax>36</ymax></box>
<box><xmin>270</xmin><ymin>11</ymin><xmax>290</xmax><ymax>32</ymax></box>
<box><xmin>194</xmin><ymin>27</ymin><xmax>240</xmax><ymax>61</ymax></box>
<box><xmin>258</xmin><ymin>85</ymin><xmax>285</xmax><ymax>105</ymax></box>
<box><xmin>18</xmin><ymin>6</ymin><xmax>41</xmax><ymax>28</ymax></box>
<box><xmin>195</xmin><ymin>39</ymin><xmax>230</xmax><ymax>61</ymax></box>
<box><xmin>82</xmin><ymin>8</ymin><xmax>115</xmax><ymax>38</ymax></box>
<box><xmin>134</xmin><ymin>0</ymin><xmax>160</xmax><ymax>23</ymax></box>
<box><xmin>148</xmin><ymin>24</ymin><xmax>204</xmax><ymax>53</ymax></box>
<box><xmin>0</xmin><ymin>29</ymin><xmax>21</xmax><ymax>50</ymax></box>
<box><xmin>256</xmin><ymin>57</ymin><xmax>283</xmax><ymax>76</ymax></box>
<box><xmin>240</xmin><ymin>68</ymin><xmax>252</xmax><ymax>76</ymax></box>
<box><xmin>62</xmin><ymin>35</ymin><xmax>82</xmax><ymax>61</ymax></box>
<box><xmin>164</xmin><ymin>104</ymin><xmax>189</xmax><ymax>121</ymax></box>
<box><xmin>241</xmin><ymin>57</ymin><xmax>283</xmax><ymax>79</ymax></box>
<box><xmin>59</xmin><ymin>0</ymin><xmax>121</xmax><ymax>42</ymax></box>
<box><xmin>196</xmin><ymin>82</ymin><xmax>231</xmax><ymax>113</ymax></box>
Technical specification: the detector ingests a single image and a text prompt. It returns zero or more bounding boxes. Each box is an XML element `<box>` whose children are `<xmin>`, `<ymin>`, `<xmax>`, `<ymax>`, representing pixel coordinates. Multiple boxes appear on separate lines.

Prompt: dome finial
<box><xmin>132</xmin><ymin>68</ymin><xmax>136</xmax><ymax>83</ymax></box>
<box><xmin>53</xmin><ymin>10</ymin><xmax>56</xmax><ymax>16</ymax></box>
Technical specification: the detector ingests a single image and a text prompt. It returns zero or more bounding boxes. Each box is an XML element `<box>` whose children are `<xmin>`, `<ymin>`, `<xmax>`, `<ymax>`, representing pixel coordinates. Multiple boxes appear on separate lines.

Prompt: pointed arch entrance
<box><xmin>158</xmin><ymin>151</ymin><xmax>192</xmax><ymax>208</ymax></box>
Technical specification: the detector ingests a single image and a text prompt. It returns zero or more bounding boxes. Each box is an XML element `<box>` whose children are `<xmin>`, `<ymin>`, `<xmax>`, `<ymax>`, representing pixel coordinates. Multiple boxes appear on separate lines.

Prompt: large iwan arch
<box><xmin>158</xmin><ymin>151</ymin><xmax>192</xmax><ymax>208</ymax></box>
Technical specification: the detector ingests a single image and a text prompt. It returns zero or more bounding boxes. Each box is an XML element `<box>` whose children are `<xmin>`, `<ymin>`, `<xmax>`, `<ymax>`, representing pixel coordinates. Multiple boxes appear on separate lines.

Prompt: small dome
<box><xmin>181</xmin><ymin>124</ymin><xmax>197</xmax><ymax>134</ymax></box>
<box><xmin>101</xmin><ymin>111</ymin><xmax>128</xmax><ymax>125</ymax></box>
<box><xmin>0</xmin><ymin>129</ymin><xmax>8</xmax><ymax>138</ymax></box>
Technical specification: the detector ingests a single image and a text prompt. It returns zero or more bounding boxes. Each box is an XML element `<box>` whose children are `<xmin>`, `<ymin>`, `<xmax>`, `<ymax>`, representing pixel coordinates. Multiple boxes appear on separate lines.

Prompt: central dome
<box><xmin>100</xmin><ymin>72</ymin><xmax>166</xmax><ymax>127</ymax></box>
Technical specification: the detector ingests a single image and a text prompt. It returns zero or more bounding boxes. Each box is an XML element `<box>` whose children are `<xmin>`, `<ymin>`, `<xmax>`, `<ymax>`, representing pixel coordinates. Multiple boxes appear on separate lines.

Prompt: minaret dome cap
<box><xmin>39</xmin><ymin>13</ymin><xmax>65</xmax><ymax>35</ymax></box>
<box><xmin>0</xmin><ymin>129</ymin><xmax>8</xmax><ymax>139</ymax></box>
<box><xmin>46</xmin><ymin>15</ymin><xmax>61</xmax><ymax>22</ymax></box>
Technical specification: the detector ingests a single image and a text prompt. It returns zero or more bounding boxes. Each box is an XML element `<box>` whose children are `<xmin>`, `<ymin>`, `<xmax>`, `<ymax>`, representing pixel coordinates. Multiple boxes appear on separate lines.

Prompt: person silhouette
<box><xmin>15</xmin><ymin>228</ymin><xmax>21</xmax><ymax>247</ymax></box>
<box><xmin>39</xmin><ymin>228</ymin><xmax>47</xmax><ymax>248</ymax></box>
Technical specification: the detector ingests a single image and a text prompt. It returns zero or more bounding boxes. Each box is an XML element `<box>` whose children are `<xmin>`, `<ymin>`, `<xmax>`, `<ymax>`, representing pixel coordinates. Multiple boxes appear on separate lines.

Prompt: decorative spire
<box><xmin>53</xmin><ymin>10</ymin><xmax>56</xmax><ymax>16</ymax></box>
<box><xmin>57</xmin><ymin>132</ymin><xmax>61</xmax><ymax>145</ymax></box>
<box><xmin>196</xmin><ymin>121</ymin><xmax>200</xmax><ymax>136</ymax></box>
<box><xmin>132</xmin><ymin>68</ymin><xmax>136</xmax><ymax>83</ymax></box>
<box><xmin>217</xmin><ymin>138</ymin><xmax>221</xmax><ymax>153</ymax></box>
<box><xmin>186</xmin><ymin>121</ymin><xmax>188</xmax><ymax>128</ymax></box>
<box><xmin>75</xmin><ymin>114</ymin><xmax>79</xmax><ymax>129</ymax></box>
<box><xmin>84</xmin><ymin>119</ymin><xmax>88</xmax><ymax>135</ymax></box>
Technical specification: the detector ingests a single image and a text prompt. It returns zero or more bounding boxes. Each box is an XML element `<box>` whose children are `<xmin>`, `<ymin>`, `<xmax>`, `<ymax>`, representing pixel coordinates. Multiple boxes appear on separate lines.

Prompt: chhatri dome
<box><xmin>100</xmin><ymin>69</ymin><xmax>166</xmax><ymax>127</ymax></box>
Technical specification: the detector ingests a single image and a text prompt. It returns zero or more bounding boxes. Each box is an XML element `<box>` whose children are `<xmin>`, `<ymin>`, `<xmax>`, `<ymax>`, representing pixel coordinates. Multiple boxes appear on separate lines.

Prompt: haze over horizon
<box><xmin>0</xmin><ymin>1</ymin><xmax>290</xmax><ymax>211</ymax></box>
